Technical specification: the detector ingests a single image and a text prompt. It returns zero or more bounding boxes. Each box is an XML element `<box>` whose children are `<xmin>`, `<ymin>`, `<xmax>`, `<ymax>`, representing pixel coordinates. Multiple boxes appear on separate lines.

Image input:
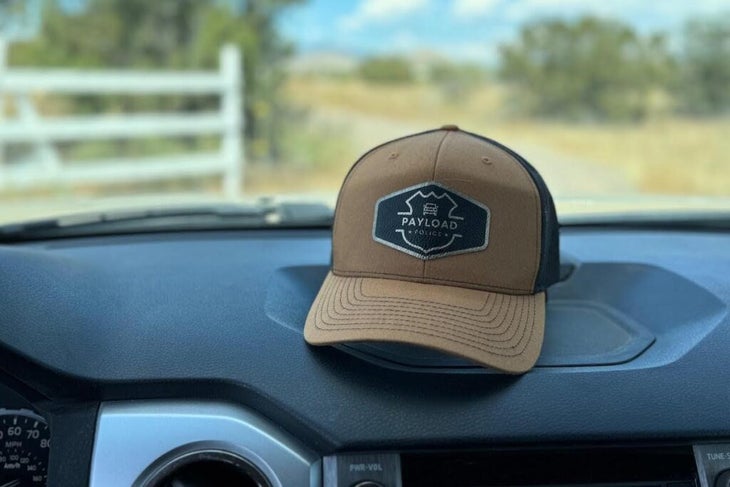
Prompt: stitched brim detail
<box><xmin>304</xmin><ymin>272</ymin><xmax>544</xmax><ymax>374</ymax></box>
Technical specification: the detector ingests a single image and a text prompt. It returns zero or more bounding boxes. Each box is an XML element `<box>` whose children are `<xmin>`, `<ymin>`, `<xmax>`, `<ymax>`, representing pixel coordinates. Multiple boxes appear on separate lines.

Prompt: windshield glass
<box><xmin>0</xmin><ymin>0</ymin><xmax>728</xmax><ymax>225</ymax></box>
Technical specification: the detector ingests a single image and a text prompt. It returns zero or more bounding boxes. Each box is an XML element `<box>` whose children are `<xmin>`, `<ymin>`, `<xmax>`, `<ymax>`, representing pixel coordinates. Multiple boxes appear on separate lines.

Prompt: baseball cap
<box><xmin>304</xmin><ymin>125</ymin><xmax>560</xmax><ymax>374</ymax></box>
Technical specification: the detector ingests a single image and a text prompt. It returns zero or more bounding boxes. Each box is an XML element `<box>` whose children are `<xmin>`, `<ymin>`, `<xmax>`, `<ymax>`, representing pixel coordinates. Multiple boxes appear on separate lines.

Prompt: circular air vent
<box><xmin>137</xmin><ymin>445</ymin><xmax>271</xmax><ymax>487</ymax></box>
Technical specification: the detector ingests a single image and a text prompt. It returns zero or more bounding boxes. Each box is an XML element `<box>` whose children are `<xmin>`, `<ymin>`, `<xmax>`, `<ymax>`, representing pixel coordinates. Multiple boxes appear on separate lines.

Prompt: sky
<box><xmin>279</xmin><ymin>0</ymin><xmax>729</xmax><ymax>64</ymax></box>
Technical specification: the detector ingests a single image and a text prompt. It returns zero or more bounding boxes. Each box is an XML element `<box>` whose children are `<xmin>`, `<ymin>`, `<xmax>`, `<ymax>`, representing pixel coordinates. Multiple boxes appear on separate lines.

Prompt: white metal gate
<box><xmin>0</xmin><ymin>44</ymin><xmax>244</xmax><ymax>197</ymax></box>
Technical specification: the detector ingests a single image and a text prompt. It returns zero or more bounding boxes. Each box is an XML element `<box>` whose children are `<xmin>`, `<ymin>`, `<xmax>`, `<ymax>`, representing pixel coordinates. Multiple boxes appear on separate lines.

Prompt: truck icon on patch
<box><xmin>422</xmin><ymin>202</ymin><xmax>439</xmax><ymax>216</ymax></box>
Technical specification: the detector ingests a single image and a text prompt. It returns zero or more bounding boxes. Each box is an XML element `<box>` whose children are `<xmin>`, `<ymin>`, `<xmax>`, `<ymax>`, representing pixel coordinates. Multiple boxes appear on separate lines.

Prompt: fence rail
<box><xmin>0</xmin><ymin>69</ymin><xmax>226</xmax><ymax>94</ymax></box>
<box><xmin>0</xmin><ymin>44</ymin><xmax>244</xmax><ymax>197</ymax></box>
<box><xmin>0</xmin><ymin>113</ymin><xmax>227</xmax><ymax>143</ymax></box>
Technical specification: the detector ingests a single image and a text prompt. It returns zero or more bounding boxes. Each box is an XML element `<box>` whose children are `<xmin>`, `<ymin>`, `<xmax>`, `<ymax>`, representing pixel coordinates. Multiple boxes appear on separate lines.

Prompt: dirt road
<box><xmin>311</xmin><ymin>107</ymin><xmax>635</xmax><ymax>198</ymax></box>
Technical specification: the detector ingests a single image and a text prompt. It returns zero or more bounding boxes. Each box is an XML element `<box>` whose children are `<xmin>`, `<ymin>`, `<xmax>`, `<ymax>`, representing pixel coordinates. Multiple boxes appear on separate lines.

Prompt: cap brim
<box><xmin>304</xmin><ymin>272</ymin><xmax>544</xmax><ymax>374</ymax></box>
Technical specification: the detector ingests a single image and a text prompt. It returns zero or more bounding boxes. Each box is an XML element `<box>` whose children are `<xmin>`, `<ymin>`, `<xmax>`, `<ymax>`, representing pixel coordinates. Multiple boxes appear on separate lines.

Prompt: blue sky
<box><xmin>279</xmin><ymin>0</ymin><xmax>729</xmax><ymax>64</ymax></box>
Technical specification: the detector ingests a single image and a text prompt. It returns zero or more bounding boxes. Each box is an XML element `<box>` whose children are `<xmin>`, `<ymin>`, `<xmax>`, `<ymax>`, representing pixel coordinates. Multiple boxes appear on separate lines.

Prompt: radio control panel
<box><xmin>323</xmin><ymin>445</ymin><xmax>702</xmax><ymax>487</ymax></box>
<box><xmin>694</xmin><ymin>444</ymin><xmax>730</xmax><ymax>487</ymax></box>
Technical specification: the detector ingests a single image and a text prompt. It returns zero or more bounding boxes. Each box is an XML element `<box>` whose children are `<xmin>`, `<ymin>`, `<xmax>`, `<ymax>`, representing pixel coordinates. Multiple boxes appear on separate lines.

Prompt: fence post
<box><xmin>15</xmin><ymin>94</ymin><xmax>61</xmax><ymax>172</ymax></box>
<box><xmin>0</xmin><ymin>37</ymin><xmax>7</xmax><ymax>174</ymax></box>
<box><xmin>220</xmin><ymin>44</ymin><xmax>243</xmax><ymax>198</ymax></box>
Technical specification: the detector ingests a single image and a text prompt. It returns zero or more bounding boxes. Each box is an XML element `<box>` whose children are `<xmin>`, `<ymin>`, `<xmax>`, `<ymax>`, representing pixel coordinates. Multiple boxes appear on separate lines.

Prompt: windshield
<box><xmin>0</xmin><ymin>0</ymin><xmax>728</xmax><ymax>226</ymax></box>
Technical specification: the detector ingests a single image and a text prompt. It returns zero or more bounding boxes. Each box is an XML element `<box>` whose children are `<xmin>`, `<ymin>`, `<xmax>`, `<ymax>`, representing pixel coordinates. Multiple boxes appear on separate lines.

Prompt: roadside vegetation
<box><xmin>2</xmin><ymin>1</ymin><xmax>728</xmax><ymax>201</ymax></box>
<box><xmin>282</xmin><ymin>16</ymin><xmax>730</xmax><ymax>197</ymax></box>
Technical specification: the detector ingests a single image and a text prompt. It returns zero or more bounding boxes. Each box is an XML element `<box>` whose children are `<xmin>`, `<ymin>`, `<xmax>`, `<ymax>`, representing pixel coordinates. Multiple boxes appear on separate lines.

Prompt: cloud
<box><xmin>339</xmin><ymin>0</ymin><xmax>429</xmax><ymax>31</ymax></box>
<box><xmin>649</xmin><ymin>0</ymin><xmax>729</xmax><ymax>17</ymax></box>
<box><xmin>503</xmin><ymin>0</ymin><xmax>619</xmax><ymax>21</ymax></box>
<box><xmin>453</xmin><ymin>0</ymin><xmax>501</xmax><ymax>19</ymax></box>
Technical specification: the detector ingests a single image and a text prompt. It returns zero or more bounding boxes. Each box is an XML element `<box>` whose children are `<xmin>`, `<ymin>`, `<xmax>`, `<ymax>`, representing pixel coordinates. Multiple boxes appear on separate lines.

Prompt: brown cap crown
<box><xmin>332</xmin><ymin>128</ymin><xmax>552</xmax><ymax>294</ymax></box>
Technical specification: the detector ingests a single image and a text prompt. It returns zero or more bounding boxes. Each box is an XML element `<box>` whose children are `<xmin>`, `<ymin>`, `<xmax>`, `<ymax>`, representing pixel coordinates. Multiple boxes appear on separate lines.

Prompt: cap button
<box><xmin>440</xmin><ymin>124</ymin><xmax>460</xmax><ymax>131</ymax></box>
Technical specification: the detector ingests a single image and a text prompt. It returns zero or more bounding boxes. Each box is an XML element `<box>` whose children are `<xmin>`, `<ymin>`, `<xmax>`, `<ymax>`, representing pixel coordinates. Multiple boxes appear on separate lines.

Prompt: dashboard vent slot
<box><xmin>400</xmin><ymin>446</ymin><xmax>697</xmax><ymax>487</ymax></box>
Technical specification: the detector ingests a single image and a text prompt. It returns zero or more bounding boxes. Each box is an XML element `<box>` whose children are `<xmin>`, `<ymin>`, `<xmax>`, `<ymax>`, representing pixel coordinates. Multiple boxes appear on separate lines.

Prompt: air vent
<box><xmin>136</xmin><ymin>446</ymin><xmax>270</xmax><ymax>487</ymax></box>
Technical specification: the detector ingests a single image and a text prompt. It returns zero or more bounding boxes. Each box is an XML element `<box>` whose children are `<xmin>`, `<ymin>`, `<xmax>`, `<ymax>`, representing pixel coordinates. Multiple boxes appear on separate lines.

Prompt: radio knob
<box><xmin>716</xmin><ymin>470</ymin><xmax>730</xmax><ymax>487</ymax></box>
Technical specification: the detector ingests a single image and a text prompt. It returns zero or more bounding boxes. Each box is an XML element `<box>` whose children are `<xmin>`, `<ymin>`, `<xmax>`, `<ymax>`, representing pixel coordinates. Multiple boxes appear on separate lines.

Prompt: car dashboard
<box><xmin>0</xmin><ymin>226</ymin><xmax>729</xmax><ymax>487</ymax></box>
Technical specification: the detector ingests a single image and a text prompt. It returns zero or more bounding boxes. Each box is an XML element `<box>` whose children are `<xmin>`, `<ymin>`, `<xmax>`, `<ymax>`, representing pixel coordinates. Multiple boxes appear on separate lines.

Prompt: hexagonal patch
<box><xmin>372</xmin><ymin>182</ymin><xmax>490</xmax><ymax>260</ymax></box>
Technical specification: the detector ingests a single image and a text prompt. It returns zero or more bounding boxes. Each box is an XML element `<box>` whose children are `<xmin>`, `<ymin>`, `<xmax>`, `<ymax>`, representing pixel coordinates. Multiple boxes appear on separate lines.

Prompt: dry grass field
<box><xmin>274</xmin><ymin>76</ymin><xmax>729</xmax><ymax>198</ymax></box>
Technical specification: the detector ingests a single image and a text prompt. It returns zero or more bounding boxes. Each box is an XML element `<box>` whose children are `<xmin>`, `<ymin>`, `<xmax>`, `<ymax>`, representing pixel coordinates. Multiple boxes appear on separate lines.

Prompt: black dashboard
<box><xmin>1</xmin><ymin>226</ymin><xmax>729</xmax><ymax>486</ymax></box>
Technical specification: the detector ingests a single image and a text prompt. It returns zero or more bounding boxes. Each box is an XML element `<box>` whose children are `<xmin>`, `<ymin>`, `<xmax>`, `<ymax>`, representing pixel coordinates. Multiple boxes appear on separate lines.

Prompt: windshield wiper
<box><xmin>0</xmin><ymin>201</ymin><xmax>333</xmax><ymax>243</ymax></box>
<box><xmin>560</xmin><ymin>210</ymin><xmax>730</xmax><ymax>231</ymax></box>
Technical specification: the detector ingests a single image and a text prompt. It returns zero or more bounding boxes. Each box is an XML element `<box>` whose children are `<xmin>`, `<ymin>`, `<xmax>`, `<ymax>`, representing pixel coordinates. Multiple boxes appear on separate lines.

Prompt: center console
<box><xmin>325</xmin><ymin>444</ymin><xmax>729</xmax><ymax>487</ymax></box>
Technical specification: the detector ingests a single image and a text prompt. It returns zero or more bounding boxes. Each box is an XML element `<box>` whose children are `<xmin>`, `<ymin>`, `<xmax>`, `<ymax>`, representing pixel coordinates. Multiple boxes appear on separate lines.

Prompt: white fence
<box><xmin>0</xmin><ymin>44</ymin><xmax>244</xmax><ymax>197</ymax></box>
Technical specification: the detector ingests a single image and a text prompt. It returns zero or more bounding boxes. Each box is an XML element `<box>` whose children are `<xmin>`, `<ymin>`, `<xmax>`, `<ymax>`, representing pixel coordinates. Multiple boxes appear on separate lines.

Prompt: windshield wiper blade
<box><xmin>560</xmin><ymin>210</ymin><xmax>730</xmax><ymax>230</ymax></box>
<box><xmin>0</xmin><ymin>202</ymin><xmax>333</xmax><ymax>242</ymax></box>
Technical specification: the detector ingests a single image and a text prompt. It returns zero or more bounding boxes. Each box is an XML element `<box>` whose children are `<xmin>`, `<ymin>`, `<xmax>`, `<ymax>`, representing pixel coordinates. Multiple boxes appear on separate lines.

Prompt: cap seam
<box><xmin>354</xmin><ymin>279</ymin><xmax>505</xmax><ymax>315</ymax></box>
<box><xmin>317</xmin><ymin>286</ymin><xmax>534</xmax><ymax>352</ymax></box>
<box><xmin>314</xmin><ymin>323</ymin><xmax>532</xmax><ymax>357</ymax></box>
<box><xmin>305</xmin><ymin>273</ymin><xmax>545</xmax><ymax>372</ymax></box>
<box><xmin>460</xmin><ymin>130</ymin><xmax>548</xmax><ymax>290</ymax></box>
<box><xmin>332</xmin><ymin>128</ymin><xmax>444</xmax><ymax>269</ymax></box>
<box><xmin>339</xmin><ymin>280</ymin><xmax>526</xmax><ymax>339</ymax></box>
<box><xmin>350</xmin><ymin>276</ymin><xmax>546</xmax><ymax>317</ymax></box>
<box><xmin>510</xmin><ymin>157</ymin><xmax>541</xmax><ymax>289</ymax></box>
<box><xmin>315</xmin><ymin>284</ymin><xmax>536</xmax><ymax>355</ymax></box>
<box><xmin>459</xmin><ymin>131</ymin><xmax>541</xmax><ymax>289</ymax></box>
<box><xmin>430</xmin><ymin>131</ymin><xmax>450</xmax><ymax>181</ymax></box>
<box><xmin>349</xmin><ymin>278</ymin><xmax>514</xmax><ymax>326</ymax></box>
<box><xmin>423</xmin><ymin>130</ymin><xmax>451</xmax><ymax>278</ymax></box>
<box><xmin>331</xmin><ymin>268</ymin><xmax>533</xmax><ymax>294</ymax></box>
<box><xmin>328</xmin><ymin>272</ymin><xmax>526</xmax><ymax>317</ymax></box>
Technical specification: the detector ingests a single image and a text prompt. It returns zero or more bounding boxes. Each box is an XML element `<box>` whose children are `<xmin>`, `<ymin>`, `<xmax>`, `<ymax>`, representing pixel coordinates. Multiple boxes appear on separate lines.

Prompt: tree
<box><xmin>358</xmin><ymin>56</ymin><xmax>414</xmax><ymax>84</ymax></box>
<box><xmin>676</xmin><ymin>18</ymin><xmax>730</xmax><ymax>116</ymax></box>
<box><xmin>9</xmin><ymin>0</ymin><xmax>302</xmax><ymax>160</ymax></box>
<box><xmin>429</xmin><ymin>61</ymin><xmax>486</xmax><ymax>102</ymax></box>
<box><xmin>498</xmin><ymin>17</ymin><xmax>672</xmax><ymax>121</ymax></box>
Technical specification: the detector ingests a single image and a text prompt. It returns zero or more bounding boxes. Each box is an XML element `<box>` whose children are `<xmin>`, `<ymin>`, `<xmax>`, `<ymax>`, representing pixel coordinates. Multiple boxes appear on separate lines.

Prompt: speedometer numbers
<box><xmin>0</xmin><ymin>410</ymin><xmax>49</xmax><ymax>486</ymax></box>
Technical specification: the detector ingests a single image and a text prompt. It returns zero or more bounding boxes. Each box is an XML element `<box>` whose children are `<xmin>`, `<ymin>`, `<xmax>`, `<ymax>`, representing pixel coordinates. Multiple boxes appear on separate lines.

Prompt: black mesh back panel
<box><xmin>464</xmin><ymin>131</ymin><xmax>561</xmax><ymax>292</ymax></box>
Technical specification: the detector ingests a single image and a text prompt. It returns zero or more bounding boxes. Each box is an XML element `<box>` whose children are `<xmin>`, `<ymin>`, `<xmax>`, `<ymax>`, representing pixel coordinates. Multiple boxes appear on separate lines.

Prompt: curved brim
<box><xmin>304</xmin><ymin>272</ymin><xmax>545</xmax><ymax>374</ymax></box>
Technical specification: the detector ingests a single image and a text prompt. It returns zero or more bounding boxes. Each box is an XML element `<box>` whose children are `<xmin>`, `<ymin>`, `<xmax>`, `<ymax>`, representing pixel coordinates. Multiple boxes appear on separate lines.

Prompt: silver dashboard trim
<box><xmin>88</xmin><ymin>401</ymin><xmax>320</xmax><ymax>487</ymax></box>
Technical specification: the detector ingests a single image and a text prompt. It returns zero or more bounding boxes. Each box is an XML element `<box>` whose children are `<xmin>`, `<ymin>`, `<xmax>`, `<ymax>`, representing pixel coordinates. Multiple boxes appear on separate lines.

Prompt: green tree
<box><xmin>676</xmin><ymin>17</ymin><xmax>730</xmax><ymax>116</ymax></box>
<box><xmin>498</xmin><ymin>17</ymin><xmax>672</xmax><ymax>121</ymax></box>
<box><xmin>358</xmin><ymin>56</ymin><xmax>414</xmax><ymax>84</ymax></box>
<box><xmin>429</xmin><ymin>61</ymin><xmax>486</xmax><ymax>102</ymax></box>
<box><xmin>9</xmin><ymin>0</ymin><xmax>301</xmax><ymax>159</ymax></box>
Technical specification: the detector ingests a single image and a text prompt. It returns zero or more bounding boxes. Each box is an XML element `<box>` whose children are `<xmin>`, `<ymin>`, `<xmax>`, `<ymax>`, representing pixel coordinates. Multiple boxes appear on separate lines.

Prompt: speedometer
<box><xmin>0</xmin><ymin>409</ymin><xmax>49</xmax><ymax>486</ymax></box>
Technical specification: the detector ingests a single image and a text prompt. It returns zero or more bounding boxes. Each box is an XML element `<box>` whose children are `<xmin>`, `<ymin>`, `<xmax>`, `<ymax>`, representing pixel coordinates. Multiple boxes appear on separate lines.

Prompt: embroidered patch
<box><xmin>372</xmin><ymin>182</ymin><xmax>490</xmax><ymax>260</ymax></box>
